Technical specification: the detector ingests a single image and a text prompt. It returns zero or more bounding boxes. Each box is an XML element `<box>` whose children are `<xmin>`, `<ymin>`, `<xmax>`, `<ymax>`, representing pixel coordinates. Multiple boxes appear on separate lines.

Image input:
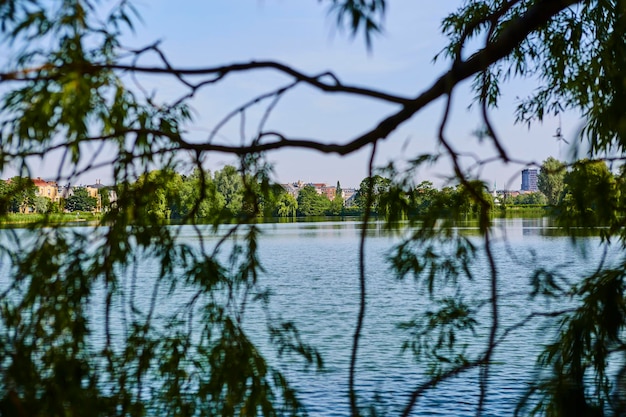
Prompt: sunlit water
<box><xmin>0</xmin><ymin>218</ymin><xmax>622</xmax><ymax>416</ymax></box>
<box><xmin>234</xmin><ymin>218</ymin><xmax>616</xmax><ymax>416</ymax></box>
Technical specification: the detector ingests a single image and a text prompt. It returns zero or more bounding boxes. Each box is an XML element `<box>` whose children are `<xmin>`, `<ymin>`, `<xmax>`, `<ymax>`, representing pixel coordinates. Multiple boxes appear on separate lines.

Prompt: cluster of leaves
<box><xmin>538</xmin><ymin>157</ymin><xmax>626</xmax><ymax>233</ymax></box>
<box><xmin>0</xmin><ymin>177</ymin><xmax>36</xmax><ymax>214</ymax></box>
<box><xmin>63</xmin><ymin>187</ymin><xmax>98</xmax><ymax>212</ymax></box>
<box><xmin>504</xmin><ymin>192</ymin><xmax>548</xmax><ymax>206</ymax></box>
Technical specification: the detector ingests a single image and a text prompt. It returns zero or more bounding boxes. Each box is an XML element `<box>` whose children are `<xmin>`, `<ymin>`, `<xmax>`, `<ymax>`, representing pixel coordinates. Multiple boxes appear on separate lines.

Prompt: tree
<box><xmin>47</xmin><ymin>198</ymin><xmax>63</xmax><ymax>214</ymax></box>
<box><xmin>214</xmin><ymin>165</ymin><xmax>244</xmax><ymax>215</ymax></box>
<box><xmin>538</xmin><ymin>157</ymin><xmax>567</xmax><ymax>206</ymax></box>
<box><xmin>98</xmin><ymin>187</ymin><xmax>111</xmax><ymax>211</ymax></box>
<box><xmin>275</xmin><ymin>192</ymin><xmax>298</xmax><ymax>218</ymax></box>
<box><xmin>558</xmin><ymin>159</ymin><xmax>618</xmax><ymax>230</ymax></box>
<box><xmin>296</xmin><ymin>185</ymin><xmax>331</xmax><ymax>216</ymax></box>
<box><xmin>178</xmin><ymin>168</ymin><xmax>225</xmax><ymax>220</ymax></box>
<box><xmin>132</xmin><ymin>170</ymin><xmax>184</xmax><ymax>220</ymax></box>
<box><xmin>64</xmin><ymin>187</ymin><xmax>98</xmax><ymax>212</ymax></box>
<box><xmin>2</xmin><ymin>176</ymin><xmax>37</xmax><ymax>213</ymax></box>
<box><xmin>32</xmin><ymin>195</ymin><xmax>49</xmax><ymax>213</ymax></box>
<box><xmin>355</xmin><ymin>175</ymin><xmax>391</xmax><ymax>215</ymax></box>
<box><xmin>329</xmin><ymin>181</ymin><xmax>344</xmax><ymax>215</ymax></box>
<box><xmin>4</xmin><ymin>1</ymin><xmax>626</xmax><ymax>417</ymax></box>
<box><xmin>509</xmin><ymin>192</ymin><xmax>548</xmax><ymax>206</ymax></box>
<box><xmin>409</xmin><ymin>180</ymin><xmax>438</xmax><ymax>215</ymax></box>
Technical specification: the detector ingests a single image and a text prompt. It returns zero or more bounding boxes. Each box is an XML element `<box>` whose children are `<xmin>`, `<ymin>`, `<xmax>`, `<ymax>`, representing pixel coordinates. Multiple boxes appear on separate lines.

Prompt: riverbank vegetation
<box><xmin>0</xmin><ymin>212</ymin><xmax>100</xmax><ymax>225</ymax></box>
<box><xmin>1</xmin><ymin>157</ymin><xmax>599</xmax><ymax>224</ymax></box>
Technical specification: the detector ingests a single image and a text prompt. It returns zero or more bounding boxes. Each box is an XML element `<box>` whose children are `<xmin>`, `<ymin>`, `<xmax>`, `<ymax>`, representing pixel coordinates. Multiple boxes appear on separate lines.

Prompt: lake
<box><xmin>232</xmin><ymin>218</ymin><xmax>620</xmax><ymax>416</ymax></box>
<box><xmin>0</xmin><ymin>218</ymin><xmax>622</xmax><ymax>416</ymax></box>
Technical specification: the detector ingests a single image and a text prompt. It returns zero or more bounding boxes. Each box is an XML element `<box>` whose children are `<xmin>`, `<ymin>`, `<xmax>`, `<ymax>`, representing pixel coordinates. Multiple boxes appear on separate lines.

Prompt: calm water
<box><xmin>1</xmin><ymin>218</ymin><xmax>622</xmax><ymax>416</ymax></box>
<box><xmin>166</xmin><ymin>218</ymin><xmax>620</xmax><ymax>416</ymax></box>
<box><xmin>236</xmin><ymin>218</ymin><xmax>617</xmax><ymax>416</ymax></box>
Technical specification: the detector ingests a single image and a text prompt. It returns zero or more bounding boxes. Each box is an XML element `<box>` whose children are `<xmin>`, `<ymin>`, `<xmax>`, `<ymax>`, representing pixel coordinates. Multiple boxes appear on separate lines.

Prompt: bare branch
<box><xmin>0</xmin><ymin>0</ymin><xmax>579</xmax><ymax>167</ymax></box>
<box><xmin>476</xmin><ymin>231</ymin><xmax>499</xmax><ymax>417</ymax></box>
<box><xmin>148</xmin><ymin>0</ymin><xmax>576</xmax><ymax>158</ymax></box>
<box><xmin>349</xmin><ymin>140</ymin><xmax>378</xmax><ymax>417</ymax></box>
<box><xmin>401</xmin><ymin>360</ymin><xmax>484</xmax><ymax>417</ymax></box>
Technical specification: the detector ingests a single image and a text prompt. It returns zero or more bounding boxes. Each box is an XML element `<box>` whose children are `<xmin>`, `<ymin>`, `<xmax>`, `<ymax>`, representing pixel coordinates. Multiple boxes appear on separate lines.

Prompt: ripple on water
<box><xmin>0</xmin><ymin>221</ymin><xmax>617</xmax><ymax>416</ymax></box>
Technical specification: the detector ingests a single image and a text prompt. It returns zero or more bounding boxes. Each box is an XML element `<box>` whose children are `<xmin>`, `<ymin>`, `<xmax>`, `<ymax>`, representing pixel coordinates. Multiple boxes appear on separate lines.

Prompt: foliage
<box><xmin>330</xmin><ymin>181</ymin><xmax>344</xmax><ymax>215</ymax></box>
<box><xmin>354</xmin><ymin>175</ymin><xmax>390</xmax><ymax>215</ymax></box>
<box><xmin>64</xmin><ymin>187</ymin><xmax>98</xmax><ymax>212</ymax></box>
<box><xmin>296</xmin><ymin>185</ymin><xmax>331</xmax><ymax>216</ymax></box>
<box><xmin>557</xmin><ymin>159</ymin><xmax>619</xmax><ymax>232</ymax></box>
<box><xmin>98</xmin><ymin>187</ymin><xmax>111</xmax><ymax>211</ymax></box>
<box><xmin>409</xmin><ymin>181</ymin><xmax>438</xmax><ymax>215</ymax></box>
<box><xmin>538</xmin><ymin>157</ymin><xmax>567</xmax><ymax>206</ymax></box>
<box><xmin>275</xmin><ymin>192</ymin><xmax>298</xmax><ymax>218</ymax></box>
<box><xmin>507</xmin><ymin>192</ymin><xmax>548</xmax><ymax>206</ymax></box>
<box><xmin>214</xmin><ymin>165</ymin><xmax>244</xmax><ymax>216</ymax></box>
<box><xmin>132</xmin><ymin>170</ymin><xmax>185</xmax><ymax>220</ymax></box>
<box><xmin>0</xmin><ymin>177</ymin><xmax>37</xmax><ymax>214</ymax></box>
<box><xmin>178</xmin><ymin>168</ymin><xmax>225</xmax><ymax>220</ymax></box>
<box><xmin>46</xmin><ymin>199</ymin><xmax>63</xmax><ymax>214</ymax></box>
<box><xmin>3</xmin><ymin>1</ymin><xmax>626</xmax><ymax>416</ymax></box>
<box><xmin>0</xmin><ymin>171</ymin><xmax>505</xmax><ymax>221</ymax></box>
<box><xmin>32</xmin><ymin>195</ymin><xmax>49</xmax><ymax>213</ymax></box>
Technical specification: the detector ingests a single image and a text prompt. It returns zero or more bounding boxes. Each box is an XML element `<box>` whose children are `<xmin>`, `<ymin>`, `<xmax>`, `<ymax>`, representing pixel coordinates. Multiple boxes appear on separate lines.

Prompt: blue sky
<box><xmin>11</xmin><ymin>1</ymin><xmax>582</xmax><ymax>189</ymax></box>
<box><xmin>127</xmin><ymin>0</ymin><xmax>580</xmax><ymax>189</ymax></box>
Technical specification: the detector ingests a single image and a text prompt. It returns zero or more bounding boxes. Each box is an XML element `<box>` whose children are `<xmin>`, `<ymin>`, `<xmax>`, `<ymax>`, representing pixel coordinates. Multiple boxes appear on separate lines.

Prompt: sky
<box><xmin>6</xmin><ymin>1</ymin><xmax>584</xmax><ymax>189</ymax></box>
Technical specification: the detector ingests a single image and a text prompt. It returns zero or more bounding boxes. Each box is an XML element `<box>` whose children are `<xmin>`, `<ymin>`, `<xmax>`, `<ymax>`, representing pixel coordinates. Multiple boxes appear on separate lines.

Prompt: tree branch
<box><xmin>0</xmin><ymin>0</ymin><xmax>579</xmax><ymax>162</ymax></box>
<box><xmin>124</xmin><ymin>0</ymin><xmax>578</xmax><ymax>157</ymax></box>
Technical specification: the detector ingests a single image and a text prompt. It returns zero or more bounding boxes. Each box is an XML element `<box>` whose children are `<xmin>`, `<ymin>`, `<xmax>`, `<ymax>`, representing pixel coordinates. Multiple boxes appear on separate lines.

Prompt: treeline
<box><xmin>110</xmin><ymin>169</ymin><xmax>508</xmax><ymax>221</ymax></box>
<box><xmin>135</xmin><ymin>159</ymin><xmax>621</xmax><ymax>223</ymax></box>
<box><xmin>120</xmin><ymin>169</ymin><xmax>508</xmax><ymax>221</ymax></box>
<box><xmin>6</xmin><ymin>165</ymin><xmax>578</xmax><ymax>220</ymax></box>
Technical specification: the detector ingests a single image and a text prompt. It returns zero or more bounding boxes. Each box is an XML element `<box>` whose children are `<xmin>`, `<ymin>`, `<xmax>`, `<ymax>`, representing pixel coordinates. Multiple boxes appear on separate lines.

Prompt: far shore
<box><xmin>0</xmin><ymin>212</ymin><xmax>102</xmax><ymax>227</ymax></box>
<box><xmin>0</xmin><ymin>206</ymin><xmax>550</xmax><ymax>228</ymax></box>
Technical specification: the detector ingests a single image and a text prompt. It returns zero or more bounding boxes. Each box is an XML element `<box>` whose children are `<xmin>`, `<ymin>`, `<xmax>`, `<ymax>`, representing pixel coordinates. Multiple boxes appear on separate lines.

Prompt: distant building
<box><xmin>281</xmin><ymin>181</ymin><xmax>354</xmax><ymax>205</ymax></box>
<box><xmin>521</xmin><ymin>169</ymin><xmax>538</xmax><ymax>192</ymax></box>
<box><xmin>87</xmin><ymin>179</ymin><xmax>106</xmax><ymax>190</ymax></box>
<box><xmin>280</xmin><ymin>182</ymin><xmax>302</xmax><ymax>198</ymax></box>
<box><xmin>319</xmin><ymin>185</ymin><xmax>336</xmax><ymax>200</ymax></box>
<box><xmin>310</xmin><ymin>183</ymin><xmax>327</xmax><ymax>196</ymax></box>
<box><xmin>342</xmin><ymin>188</ymin><xmax>356</xmax><ymax>201</ymax></box>
<box><xmin>32</xmin><ymin>177</ymin><xmax>59</xmax><ymax>202</ymax></box>
<box><xmin>344</xmin><ymin>189</ymin><xmax>358</xmax><ymax>207</ymax></box>
<box><xmin>58</xmin><ymin>184</ymin><xmax>74</xmax><ymax>199</ymax></box>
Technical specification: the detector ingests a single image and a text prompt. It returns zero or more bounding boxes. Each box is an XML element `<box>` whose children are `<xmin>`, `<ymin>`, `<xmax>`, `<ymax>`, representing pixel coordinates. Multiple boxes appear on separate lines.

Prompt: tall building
<box><xmin>521</xmin><ymin>169</ymin><xmax>538</xmax><ymax>192</ymax></box>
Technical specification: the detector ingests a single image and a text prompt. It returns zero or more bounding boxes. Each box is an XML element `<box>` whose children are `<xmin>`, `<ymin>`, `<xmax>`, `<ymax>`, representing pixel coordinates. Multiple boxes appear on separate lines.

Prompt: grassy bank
<box><xmin>0</xmin><ymin>212</ymin><xmax>102</xmax><ymax>226</ymax></box>
<box><xmin>0</xmin><ymin>208</ymin><xmax>554</xmax><ymax>227</ymax></box>
<box><xmin>496</xmin><ymin>205</ymin><xmax>550</xmax><ymax>218</ymax></box>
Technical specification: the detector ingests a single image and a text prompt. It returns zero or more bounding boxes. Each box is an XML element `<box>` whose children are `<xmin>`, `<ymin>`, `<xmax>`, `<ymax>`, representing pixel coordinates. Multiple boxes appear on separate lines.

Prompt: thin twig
<box><xmin>349</xmin><ymin>140</ymin><xmax>378</xmax><ymax>417</ymax></box>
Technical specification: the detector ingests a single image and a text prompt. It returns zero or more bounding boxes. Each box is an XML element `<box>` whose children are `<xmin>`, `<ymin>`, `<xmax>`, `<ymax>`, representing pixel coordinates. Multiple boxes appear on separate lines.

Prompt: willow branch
<box><xmin>476</xmin><ymin>231</ymin><xmax>499</xmax><ymax>417</ymax></box>
<box><xmin>401</xmin><ymin>360</ymin><xmax>484</xmax><ymax>417</ymax></box>
<box><xmin>349</xmin><ymin>140</ymin><xmax>378</xmax><ymax>417</ymax></box>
